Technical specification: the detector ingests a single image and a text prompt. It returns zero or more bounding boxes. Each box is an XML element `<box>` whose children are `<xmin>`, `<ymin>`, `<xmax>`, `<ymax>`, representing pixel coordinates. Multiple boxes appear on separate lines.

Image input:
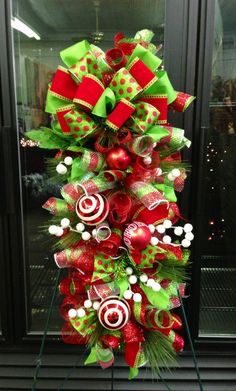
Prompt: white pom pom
<box><xmin>82</xmin><ymin>231</ymin><xmax>91</xmax><ymax>241</ymax></box>
<box><xmin>140</xmin><ymin>274</ymin><xmax>148</xmax><ymax>283</ymax></box>
<box><xmin>147</xmin><ymin>278</ymin><xmax>155</xmax><ymax>287</ymax></box>
<box><xmin>55</xmin><ymin>227</ymin><xmax>64</xmax><ymax>237</ymax></box>
<box><xmin>143</xmin><ymin>156</ymin><xmax>152</xmax><ymax>165</ymax></box>
<box><xmin>148</xmin><ymin>224</ymin><xmax>155</xmax><ymax>234</ymax></box>
<box><xmin>184</xmin><ymin>223</ymin><xmax>193</xmax><ymax>233</ymax></box>
<box><xmin>181</xmin><ymin>239</ymin><xmax>191</xmax><ymax>248</ymax></box>
<box><xmin>163</xmin><ymin>235</ymin><xmax>172</xmax><ymax>244</ymax></box>
<box><xmin>68</xmin><ymin>308</ymin><xmax>77</xmax><ymax>319</ymax></box>
<box><xmin>123</xmin><ymin>290</ymin><xmax>133</xmax><ymax>300</ymax></box>
<box><xmin>133</xmin><ymin>293</ymin><xmax>142</xmax><ymax>302</ymax></box>
<box><xmin>152</xmin><ymin>282</ymin><xmax>161</xmax><ymax>292</ymax></box>
<box><xmin>174</xmin><ymin>227</ymin><xmax>183</xmax><ymax>236</ymax></box>
<box><xmin>167</xmin><ymin>172</ymin><xmax>175</xmax><ymax>181</ymax></box>
<box><xmin>150</xmin><ymin>236</ymin><xmax>159</xmax><ymax>246</ymax></box>
<box><xmin>125</xmin><ymin>267</ymin><xmax>133</xmax><ymax>275</ymax></box>
<box><xmin>84</xmin><ymin>299</ymin><xmax>92</xmax><ymax>308</ymax></box>
<box><xmin>185</xmin><ymin>232</ymin><xmax>194</xmax><ymax>241</ymax></box>
<box><xmin>56</xmin><ymin>163</ymin><xmax>67</xmax><ymax>175</ymax></box>
<box><xmin>48</xmin><ymin>225</ymin><xmax>58</xmax><ymax>235</ymax></box>
<box><xmin>76</xmin><ymin>222</ymin><xmax>85</xmax><ymax>233</ymax></box>
<box><xmin>92</xmin><ymin>229</ymin><xmax>97</xmax><ymax>237</ymax></box>
<box><xmin>60</xmin><ymin>218</ymin><xmax>70</xmax><ymax>228</ymax></box>
<box><xmin>77</xmin><ymin>308</ymin><xmax>86</xmax><ymax>318</ymax></box>
<box><xmin>163</xmin><ymin>219</ymin><xmax>172</xmax><ymax>229</ymax></box>
<box><xmin>129</xmin><ymin>275</ymin><xmax>137</xmax><ymax>284</ymax></box>
<box><xmin>172</xmin><ymin>168</ymin><xmax>181</xmax><ymax>178</ymax></box>
<box><xmin>64</xmin><ymin>156</ymin><xmax>73</xmax><ymax>166</ymax></box>
<box><xmin>156</xmin><ymin>225</ymin><xmax>165</xmax><ymax>234</ymax></box>
<box><xmin>93</xmin><ymin>301</ymin><xmax>100</xmax><ymax>310</ymax></box>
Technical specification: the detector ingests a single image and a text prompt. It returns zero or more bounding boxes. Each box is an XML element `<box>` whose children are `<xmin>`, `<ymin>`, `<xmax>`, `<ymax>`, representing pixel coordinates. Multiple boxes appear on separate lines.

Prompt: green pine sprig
<box><xmin>160</xmin><ymin>161</ymin><xmax>191</xmax><ymax>172</ymax></box>
<box><xmin>157</xmin><ymin>259</ymin><xmax>190</xmax><ymax>283</ymax></box>
<box><xmin>88</xmin><ymin>322</ymin><xmax>104</xmax><ymax>347</ymax></box>
<box><xmin>45</xmin><ymin>157</ymin><xmax>71</xmax><ymax>183</ymax></box>
<box><xmin>143</xmin><ymin>331</ymin><xmax>178</xmax><ymax>375</ymax></box>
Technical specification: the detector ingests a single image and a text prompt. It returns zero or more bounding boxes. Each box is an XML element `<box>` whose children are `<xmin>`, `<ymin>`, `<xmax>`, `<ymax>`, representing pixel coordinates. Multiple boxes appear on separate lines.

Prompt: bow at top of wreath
<box><xmin>45</xmin><ymin>31</ymin><xmax>194</xmax><ymax>143</ymax></box>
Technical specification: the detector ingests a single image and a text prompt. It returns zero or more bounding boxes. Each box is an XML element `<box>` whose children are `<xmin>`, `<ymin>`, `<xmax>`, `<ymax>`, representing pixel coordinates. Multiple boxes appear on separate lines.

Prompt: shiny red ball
<box><xmin>124</xmin><ymin>221</ymin><xmax>151</xmax><ymax>251</ymax></box>
<box><xmin>106</xmin><ymin>147</ymin><xmax>131</xmax><ymax>170</ymax></box>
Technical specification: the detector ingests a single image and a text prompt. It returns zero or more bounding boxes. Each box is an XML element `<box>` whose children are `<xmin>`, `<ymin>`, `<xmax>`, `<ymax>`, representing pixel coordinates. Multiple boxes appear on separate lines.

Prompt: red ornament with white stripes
<box><xmin>76</xmin><ymin>193</ymin><xmax>109</xmax><ymax>226</ymax></box>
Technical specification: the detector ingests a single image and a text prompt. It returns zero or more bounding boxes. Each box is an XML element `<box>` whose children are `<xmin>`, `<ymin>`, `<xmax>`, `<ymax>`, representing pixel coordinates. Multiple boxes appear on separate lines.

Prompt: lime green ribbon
<box><xmin>70</xmin><ymin>149</ymin><xmax>105</xmax><ymax>180</ymax></box>
<box><xmin>70</xmin><ymin>308</ymin><xmax>97</xmax><ymax>336</ymax></box>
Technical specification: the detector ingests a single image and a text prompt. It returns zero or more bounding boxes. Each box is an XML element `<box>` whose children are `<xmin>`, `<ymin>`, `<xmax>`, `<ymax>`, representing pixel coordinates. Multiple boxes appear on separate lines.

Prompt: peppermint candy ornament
<box><xmin>98</xmin><ymin>296</ymin><xmax>130</xmax><ymax>330</ymax></box>
<box><xmin>76</xmin><ymin>194</ymin><xmax>109</xmax><ymax>226</ymax></box>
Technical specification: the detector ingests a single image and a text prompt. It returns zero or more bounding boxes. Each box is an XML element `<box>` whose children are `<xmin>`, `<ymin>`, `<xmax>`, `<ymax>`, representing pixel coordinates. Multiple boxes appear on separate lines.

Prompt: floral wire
<box><xmin>31</xmin><ymin>268</ymin><xmax>61</xmax><ymax>391</ymax></box>
<box><xmin>177</xmin><ymin>286</ymin><xmax>204</xmax><ymax>391</ymax></box>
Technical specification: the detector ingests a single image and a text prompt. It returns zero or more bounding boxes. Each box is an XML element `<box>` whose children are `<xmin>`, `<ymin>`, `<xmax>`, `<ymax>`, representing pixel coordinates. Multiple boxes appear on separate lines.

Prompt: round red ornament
<box><xmin>76</xmin><ymin>193</ymin><xmax>109</xmax><ymax>226</ymax></box>
<box><xmin>106</xmin><ymin>146</ymin><xmax>131</xmax><ymax>170</ymax></box>
<box><xmin>98</xmin><ymin>296</ymin><xmax>130</xmax><ymax>330</ymax></box>
<box><xmin>123</xmin><ymin>221</ymin><xmax>151</xmax><ymax>251</ymax></box>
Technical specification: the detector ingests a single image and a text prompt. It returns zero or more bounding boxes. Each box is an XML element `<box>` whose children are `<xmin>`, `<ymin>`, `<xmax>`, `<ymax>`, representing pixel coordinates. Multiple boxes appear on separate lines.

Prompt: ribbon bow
<box><xmin>45</xmin><ymin>34</ymin><xmax>193</xmax><ymax>144</ymax></box>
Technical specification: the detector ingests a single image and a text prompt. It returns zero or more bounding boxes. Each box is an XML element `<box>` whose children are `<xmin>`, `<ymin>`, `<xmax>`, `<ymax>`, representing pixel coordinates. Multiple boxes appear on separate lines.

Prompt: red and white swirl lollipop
<box><xmin>76</xmin><ymin>194</ymin><xmax>109</xmax><ymax>226</ymax></box>
<box><xmin>98</xmin><ymin>296</ymin><xmax>130</xmax><ymax>330</ymax></box>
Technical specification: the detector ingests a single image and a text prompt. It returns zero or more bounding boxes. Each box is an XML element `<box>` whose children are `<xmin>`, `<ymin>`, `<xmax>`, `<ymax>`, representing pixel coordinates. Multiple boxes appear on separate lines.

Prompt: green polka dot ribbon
<box><xmin>70</xmin><ymin>309</ymin><xmax>96</xmax><ymax>336</ymax></box>
<box><xmin>129</xmin><ymin>101</ymin><xmax>160</xmax><ymax>132</ymax></box>
<box><xmin>63</xmin><ymin>108</ymin><xmax>98</xmax><ymax>140</ymax></box>
<box><xmin>135</xmin><ymin>244</ymin><xmax>159</xmax><ymax>268</ymax></box>
<box><xmin>109</xmin><ymin>67</ymin><xmax>142</xmax><ymax>101</ymax></box>
<box><xmin>92</xmin><ymin>254</ymin><xmax>117</xmax><ymax>283</ymax></box>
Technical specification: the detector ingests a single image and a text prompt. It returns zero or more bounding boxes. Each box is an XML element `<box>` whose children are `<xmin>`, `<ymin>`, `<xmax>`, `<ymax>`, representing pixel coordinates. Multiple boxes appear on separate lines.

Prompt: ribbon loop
<box><xmin>73</xmin><ymin>75</ymin><xmax>105</xmax><ymax>111</ymax></box>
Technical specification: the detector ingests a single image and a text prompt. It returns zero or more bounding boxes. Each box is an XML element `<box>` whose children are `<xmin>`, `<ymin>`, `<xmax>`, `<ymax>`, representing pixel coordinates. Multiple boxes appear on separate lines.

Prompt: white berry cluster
<box><xmin>123</xmin><ymin>267</ymin><xmax>161</xmax><ymax>303</ymax></box>
<box><xmin>68</xmin><ymin>299</ymin><xmax>100</xmax><ymax>319</ymax></box>
<box><xmin>56</xmin><ymin>156</ymin><xmax>73</xmax><ymax>175</ymax></box>
<box><xmin>75</xmin><ymin>222</ymin><xmax>93</xmax><ymax>241</ymax></box>
<box><xmin>148</xmin><ymin>220</ymin><xmax>194</xmax><ymax>248</ymax></box>
<box><xmin>167</xmin><ymin>168</ymin><xmax>181</xmax><ymax>181</ymax></box>
<box><xmin>48</xmin><ymin>217</ymin><xmax>96</xmax><ymax>241</ymax></box>
<box><xmin>48</xmin><ymin>217</ymin><xmax>71</xmax><ymax>237</ymax></box>
<box><xmin>148</xmin><ymin>219</ymin><xmax>173</xmax><ymax>246</ymax></box>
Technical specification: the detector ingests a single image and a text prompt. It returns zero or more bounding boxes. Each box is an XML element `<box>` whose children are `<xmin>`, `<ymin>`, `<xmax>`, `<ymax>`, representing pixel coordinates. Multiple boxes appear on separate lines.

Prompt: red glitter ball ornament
<box><xmin>123</xmin><ymin>221</ymin><xmax>151</xmax><ymax>251</ymax></box>
<box><xmin>106</xmin><ymin>146</ymin><xmax>131</xmax><ymax>170</ymax></box>
<box><xmin>76</xmin><ymin>194</ymin><xmax>109</xmax><ymax>226</ymax></box>
<box><xmin>98</xmin><ymin>296</ymin><xmax>130</xmax><ymax>330</ymax></box>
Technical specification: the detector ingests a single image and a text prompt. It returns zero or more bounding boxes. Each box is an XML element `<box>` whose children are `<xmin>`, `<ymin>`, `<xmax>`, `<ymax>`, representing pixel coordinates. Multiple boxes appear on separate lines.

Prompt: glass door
<box><xmin>11</xmin><ymin>0</ymin><xmax>166</xmax><ymax>335</ymax></box>
<box><xmin>195</xmin><ymin>0</ymin><xmax>236</xmax><ymax>339</ymax></box>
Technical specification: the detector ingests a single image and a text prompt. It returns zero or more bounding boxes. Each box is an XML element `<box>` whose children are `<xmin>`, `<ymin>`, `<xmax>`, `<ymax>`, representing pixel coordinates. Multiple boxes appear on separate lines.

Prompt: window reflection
<box><xmin>199</xmin><ymin>0</ymin><xmax>236</xmax><ymax>337</ymax></box>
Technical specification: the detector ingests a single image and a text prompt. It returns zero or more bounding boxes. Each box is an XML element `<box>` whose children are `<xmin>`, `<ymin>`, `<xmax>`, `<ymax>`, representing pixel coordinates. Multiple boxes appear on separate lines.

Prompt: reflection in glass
<box><xmin>12</xmin><ymin>0</ymin><xmax>165</xmax><ymax>332</ymax></box>
<box><xmin>199</xmin><ymin>0</ymin><xmax>236</xmax><ymax>337</ymax></box>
